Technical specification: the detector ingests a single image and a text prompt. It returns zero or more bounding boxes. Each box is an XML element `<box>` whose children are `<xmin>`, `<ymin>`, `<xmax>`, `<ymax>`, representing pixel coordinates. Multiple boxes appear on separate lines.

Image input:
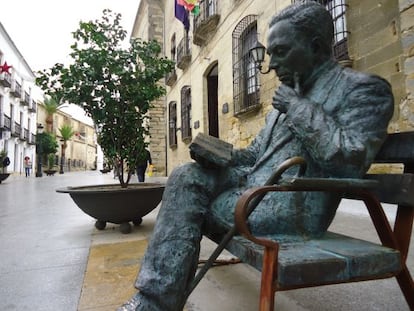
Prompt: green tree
<box><xmin>58</xmin><ymin>124</ymin><xmax>75</xmax><ymax>173</ymax></box>
<box><xmin>37</xmin><ymin>132</ymin><xmax>58</xmax><ymax>156</ymax></box>
<box><xmin>36</xmin><ymin>9</ymin><xmax>174</xmax><ymax>187</ymax></box>
<box><xmin>37</xmin><ymin>132</ymin><xmax>59</xmax><ymax>170</ymax></box>
<box><xmin>43</xmin><ymin>95</ymin><xmax>59</xmax><ymax>133</ymax></box>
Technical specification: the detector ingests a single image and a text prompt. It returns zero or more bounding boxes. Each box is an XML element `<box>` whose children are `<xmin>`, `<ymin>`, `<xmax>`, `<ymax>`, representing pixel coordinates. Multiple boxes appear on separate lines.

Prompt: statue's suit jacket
<box><xmin>210</xmin><ymin>60</ymin><xmax>394</xmax><ymax>236</ymax></box>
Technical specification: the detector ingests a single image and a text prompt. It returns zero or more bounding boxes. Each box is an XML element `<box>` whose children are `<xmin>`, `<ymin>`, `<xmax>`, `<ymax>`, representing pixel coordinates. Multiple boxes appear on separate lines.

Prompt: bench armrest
<box><xmin>234</xmin><ymin>177</ymin><xmax>387</xmax><ymax>250</ymax></box>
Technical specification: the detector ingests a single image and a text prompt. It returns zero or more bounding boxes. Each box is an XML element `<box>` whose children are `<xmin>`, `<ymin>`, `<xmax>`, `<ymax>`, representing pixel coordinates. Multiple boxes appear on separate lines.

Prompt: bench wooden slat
<box><xmin>375</xmin><ymin>132</ymin><xmax>414</xmax><ymax>164</ymax></box>
<box><xmin>363</xmin><ymin>174</ymin><xmax>414</xmax><ymax>207</ymax></box>
<box><xmin>207</xmin><ymin>231</ymin><xmax>401</xmax><ymax>288</ymax></box>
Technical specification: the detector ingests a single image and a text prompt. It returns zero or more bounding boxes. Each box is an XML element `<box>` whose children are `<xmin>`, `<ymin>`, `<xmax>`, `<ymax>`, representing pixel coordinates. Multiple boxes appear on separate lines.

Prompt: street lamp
<box><xmin>36</xmin><ymin>123</ymin><xmax>44</xmax><ymax>177</ymax></box>
<box><xmin>250</xmin><ymin>40</ymin><xmax>271</xmax><ymax>74</ymax></box>
<box><xmin>59</xmin><ymin>139</ymin><xmax>65</xmax><ymax>174</ymax></box>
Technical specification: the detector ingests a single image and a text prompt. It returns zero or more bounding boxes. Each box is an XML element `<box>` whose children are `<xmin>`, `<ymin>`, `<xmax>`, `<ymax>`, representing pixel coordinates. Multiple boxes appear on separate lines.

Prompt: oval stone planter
<box><xmin>0</xmin><ymin>173</ymin><xmax>10</xmax><ymax>184</ymax></box>
<box><xmin>57</xmin><ymin>183</ymin><xmax>165</xmax><ymax>233</ymax></box>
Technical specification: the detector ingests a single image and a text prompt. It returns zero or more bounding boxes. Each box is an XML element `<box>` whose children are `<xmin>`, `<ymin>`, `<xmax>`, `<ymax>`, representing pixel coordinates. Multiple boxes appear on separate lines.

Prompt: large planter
<box><xmin>45</xmin><ymin>169</ymin><xmax>57</xmax><ymax>176</ymax></box>
<box><xmin>57</xmin><ymin>183</ymin><xmax>165</xmax><ymax>233</ymax></box>
<box><xmin>0</xmin><ymin>173</ymin><xmax>10</xmax><ymax>184</ymax></box>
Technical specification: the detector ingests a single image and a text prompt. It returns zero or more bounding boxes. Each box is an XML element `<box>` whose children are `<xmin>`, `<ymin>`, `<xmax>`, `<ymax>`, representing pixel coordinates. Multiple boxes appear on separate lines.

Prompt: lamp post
<box><xmin>59</xmin><ymin>139</ymin><xmax>65</xmax><ymax>174</ymax></box>
<box><xmin>249</xmin><ymin>40</ymin><xmax>271</xmax><ymax>74</ymax></box>
<box><xmin>35</xmin><ymin>124</ymin><xmax>44</xmax><ymax>177</ymax></box>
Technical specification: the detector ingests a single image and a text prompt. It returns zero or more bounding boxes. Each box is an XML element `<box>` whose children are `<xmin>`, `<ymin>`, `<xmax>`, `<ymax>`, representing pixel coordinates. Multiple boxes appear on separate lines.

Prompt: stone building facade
<box><xmin>131</xmin><ymin>0</ymin><xmax>169</xmax><ymax>176</ymax></box>
<box><xmin>131</xmin><ymin>0</ymin><xmax>414</xmax><ymax>175</ymax></box>
<box><xmin>36</xmin><ymin>104</ymin><xmax>97</xmax><ymax>172</ymax></box>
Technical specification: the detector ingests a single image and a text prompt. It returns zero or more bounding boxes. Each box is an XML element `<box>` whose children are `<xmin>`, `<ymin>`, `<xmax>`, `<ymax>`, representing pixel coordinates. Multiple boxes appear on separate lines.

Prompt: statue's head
<box><xmin>267</xmin><ymin>2</ymin><xmax>334</xmax><ymax>87</ymax></box>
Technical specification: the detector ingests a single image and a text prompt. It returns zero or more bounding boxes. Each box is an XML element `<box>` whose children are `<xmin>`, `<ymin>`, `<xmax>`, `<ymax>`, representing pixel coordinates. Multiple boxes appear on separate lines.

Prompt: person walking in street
<box><xmin>136</xmin><ymin>149</ymin><xmax>152</xmax><ymax>182</ymax></box>
<box><xmin>24</xmin><ymin>156</ymin><xmax>32</xmax><ymax>177</ymax></box>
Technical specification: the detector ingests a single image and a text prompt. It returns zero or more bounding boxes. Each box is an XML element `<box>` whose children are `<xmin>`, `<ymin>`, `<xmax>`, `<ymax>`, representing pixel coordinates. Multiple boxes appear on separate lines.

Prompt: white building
<box><xmin>0</xmin><ymin>22</ymin><xmax>41</xmax><ymax>175</ymax></box>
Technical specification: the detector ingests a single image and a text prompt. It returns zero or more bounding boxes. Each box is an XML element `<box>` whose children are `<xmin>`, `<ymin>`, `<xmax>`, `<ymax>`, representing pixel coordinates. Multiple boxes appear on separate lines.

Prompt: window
<box><xmin>232</xmin><ymin>15</ymin><xmax>260</xmax><ymax>115</ymax></box>
<box><xmin>171</xmin><ymin>34</ymin><xmax>176</xmax><ymax>62</ymax></box>
<box><xmin>292</xmin><ymin>0</ymin><xmax>349</xmax><ymax>60</ymax></box>
<box><xmin>326</xmin><ymin>0</ymin><xmax>348</xmax><ymax>60</ymax></box>
<box><xmin>181</xmin><ymin>86</ymin><xmax>192</xmax><ymax>141</ymax></box>
<box><xmin>168</xmin><ymin>102</ymin><xmax>177</xmax><ymax>147</ymax></box>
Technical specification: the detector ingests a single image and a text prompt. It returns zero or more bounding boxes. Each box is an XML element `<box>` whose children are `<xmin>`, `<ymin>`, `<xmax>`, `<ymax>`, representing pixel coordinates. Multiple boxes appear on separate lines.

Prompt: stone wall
<box><xmin>397</xmin><ymin>0</ymin><xmax>414</xmax><ymax>131</ymax></box>
<box><xmin>133</xmin><ymin>1</ymin><xmax>168</xmax><ymax>176</ymax></box>
<box><xmin>348</xmin><ymin>0</ymin><xmax>411</xmax><ymax>132</ymax></box>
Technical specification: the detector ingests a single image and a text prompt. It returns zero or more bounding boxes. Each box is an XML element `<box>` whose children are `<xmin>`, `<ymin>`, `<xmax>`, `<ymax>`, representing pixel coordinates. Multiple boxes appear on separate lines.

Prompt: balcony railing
<box><xmin>23</xmin><ymin>92</ymin><xmax>30</xmax><ymax>106</ymax></box>
<box><xmin>12</xmin><ymin>122</ymin><xmax>21</xmax><ymax>137</ymax></box>
<box><xmin>0</xmin><ymin>72</ymin><xmax>12</xmax><ymax>87</ymax></box>
<box><xmin>193</xmin><ymin>0</ymin><xmax>220</xmax><ymax>46</ymax></box>
<box><xmin>4</xmin><ymin>115</ymin><xmax>11</xmax><ymax>130</ymax></box>
<box><xmin>29</xmin><ymin>133</ymin><xmax>36</xmax><ymax>145</ymax></box>
<box><xmin>24</xmin><ymin>128</ymin><xmax>29</xmax><ymax>142</ymax></box>
<box><xmin>176</xmin><ymin>35</ymin><xmax>192</xmax><ymax>70</ymax></box>
<box><xmin>29</xmin><ymin>100</ymin><xmax>37</xmax><ymax>113</ymax></box>
<box><xmin>165</xmin><ymin>69</ymin><xmax>177</xmax><ymax>86</ymax></box>
<box><xmin>11</xmin><ymin>81</ymin><xmax>22</xmax><ymax>99</ymax></box>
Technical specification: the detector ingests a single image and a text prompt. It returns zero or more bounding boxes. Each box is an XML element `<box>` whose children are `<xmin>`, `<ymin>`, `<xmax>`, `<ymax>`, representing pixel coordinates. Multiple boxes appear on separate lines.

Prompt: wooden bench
<box><xmin>190</xmin><ymin>132</ymin><xmax>414</xmax><ymax>310</ymax></box>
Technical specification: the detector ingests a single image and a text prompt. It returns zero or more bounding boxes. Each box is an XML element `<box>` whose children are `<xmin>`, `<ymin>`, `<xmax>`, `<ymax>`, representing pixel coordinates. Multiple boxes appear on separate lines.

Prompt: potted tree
<box><xmin>45</xmin><ymin>154</ymin><xmax>58</xmax><ymax>176</ymax></box>
<box><xmin>37</xmin><ymin>132</ymin><xmax>59</xmax><ymax>176</ymax></box>
<box><xmin>0</xmin><ymin>150</ymin><xmax>10</xmax><ymax>183</ymax></box>
<box><xmin>36</xmin><ymin>10</ymin><xmax>174</xmax><ymax>233</ymax></box>
<box><xmin>58</xmin><ymin>124</ymin><xmax>75</xmax><ymax>174</ymax></box>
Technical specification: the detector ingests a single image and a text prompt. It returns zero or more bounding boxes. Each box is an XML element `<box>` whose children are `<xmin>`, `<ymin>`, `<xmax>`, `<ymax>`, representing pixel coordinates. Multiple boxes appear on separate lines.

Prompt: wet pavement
<box><xmin>0</xmin><ymin>171</ymin><xmax>113</xmax><ymax>310</ymax></box>
<box><xmin>0</xmin><ymin>170</ymin><xmax>412</xmax><ymax>310</ymax></box>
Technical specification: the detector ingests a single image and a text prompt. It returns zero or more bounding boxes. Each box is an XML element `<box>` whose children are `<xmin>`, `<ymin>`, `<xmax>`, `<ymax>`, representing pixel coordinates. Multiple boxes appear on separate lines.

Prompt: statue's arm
<box><xmin>230</xmin><ymin>111</ymin><xmax>278</xmax><ymax>166</ymax></box>
<box><xmin>285</xmin><ymin>76</ymin><xmax>394</xmax><ymax>177</ymax></box>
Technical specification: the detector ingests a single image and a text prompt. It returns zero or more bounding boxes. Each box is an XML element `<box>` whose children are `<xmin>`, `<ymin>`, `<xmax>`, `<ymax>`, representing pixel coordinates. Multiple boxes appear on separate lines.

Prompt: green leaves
<box><xmin>35</xmin><ymin>9</ymin><xmax>174</xmax><ymax>187</ymax></box>
<box><xmin>37</xmin><ymin>132</ymin><xmax>58</xmax><ymax>156</ymax></box>
<box><xmin>58</xmin><ymin>124</ymin><xmax>75</xmax><ymax>142</ymax></box>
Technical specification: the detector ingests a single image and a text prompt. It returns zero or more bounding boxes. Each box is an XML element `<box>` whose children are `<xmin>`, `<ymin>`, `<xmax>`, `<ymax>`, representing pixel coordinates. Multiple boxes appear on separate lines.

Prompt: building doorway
<box><xmin>207</xmin><ymin>64</ymin><xmax>219</xmax><ymax>137</ymax></box>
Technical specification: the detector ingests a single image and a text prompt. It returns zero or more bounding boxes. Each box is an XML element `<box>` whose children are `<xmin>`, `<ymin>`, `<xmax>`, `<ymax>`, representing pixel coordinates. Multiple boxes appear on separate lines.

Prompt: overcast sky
<box><xmin>1</xmin><ymin>0</ymin><xmax>140</xmax><ymax>72</ymax></box>
<box><xmin>1</xmin><ymin>0</ymin><xmax>140</xmax><ymax>125</ymax></box>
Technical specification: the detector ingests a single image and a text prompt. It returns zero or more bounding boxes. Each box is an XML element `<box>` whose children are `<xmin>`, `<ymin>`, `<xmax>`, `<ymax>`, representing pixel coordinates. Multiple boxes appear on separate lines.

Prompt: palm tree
<box><xmin>58</xmin><ymin>124</ymin><xmax>74</xmax><ymax>174</ymax></box>
<box><xmin>43</xmin><ymin>95</ymin><xmax>59</xmax><ymax>133</ymax></box>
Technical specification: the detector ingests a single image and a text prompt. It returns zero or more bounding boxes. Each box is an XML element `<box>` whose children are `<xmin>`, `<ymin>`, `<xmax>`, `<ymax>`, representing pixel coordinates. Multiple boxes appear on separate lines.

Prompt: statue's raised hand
<box><xmin>272</xmin><ymin>73</ymin><xmax>301</xmax><ymax>113</ymax></box>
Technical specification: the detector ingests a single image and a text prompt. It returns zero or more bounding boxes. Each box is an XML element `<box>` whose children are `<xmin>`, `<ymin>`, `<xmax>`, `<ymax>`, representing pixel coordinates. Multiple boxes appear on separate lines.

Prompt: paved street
<box><xmin>0</xmin><ymin>170</ymin><xmax>412</xmax><ymax>310</ymax></box>
<box><xmin>0</xmin><ymin>171</ymin><xmax>114</xmax><ymax>311</ymax></box>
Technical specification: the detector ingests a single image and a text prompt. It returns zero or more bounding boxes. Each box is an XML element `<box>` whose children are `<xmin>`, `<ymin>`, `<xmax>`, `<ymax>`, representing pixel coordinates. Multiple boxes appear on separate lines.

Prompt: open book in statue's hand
<box><xmin>189</xmin><ymin>133</ymin><xmax>233</xmax><ymax>169</ymax></box>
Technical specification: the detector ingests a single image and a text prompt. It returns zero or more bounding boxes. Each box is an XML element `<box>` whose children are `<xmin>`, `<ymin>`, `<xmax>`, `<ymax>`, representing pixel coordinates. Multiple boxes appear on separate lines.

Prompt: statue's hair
<box><xmin>270</xmin><ymin>2</ymin><xmax>334</xmax><ymax>56</ymax></box>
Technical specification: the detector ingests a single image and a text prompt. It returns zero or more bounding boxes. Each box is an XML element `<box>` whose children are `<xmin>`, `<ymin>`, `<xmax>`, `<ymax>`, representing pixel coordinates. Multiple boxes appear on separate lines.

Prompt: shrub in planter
<box><xmin>36</xmin><ymin>9</ymin><xmax>175</xmax><ymax>188</ymax></box>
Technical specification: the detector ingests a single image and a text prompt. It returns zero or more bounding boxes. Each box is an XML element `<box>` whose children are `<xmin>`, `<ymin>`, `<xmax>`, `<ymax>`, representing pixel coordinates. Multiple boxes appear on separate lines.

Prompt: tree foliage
<box><xmin>37</xmin><ymin>132</ymin><xmax>58</xmax><ymax>156</ymax></box>
<box><xmin>59</xmin><ymin>124</ymin><xmax>75</xmax><ymax>142</ymax></box>
<box><xmin>36</xmin><ymin>10</ymin><xmax>174</xmax><ymax>187</ymax></box>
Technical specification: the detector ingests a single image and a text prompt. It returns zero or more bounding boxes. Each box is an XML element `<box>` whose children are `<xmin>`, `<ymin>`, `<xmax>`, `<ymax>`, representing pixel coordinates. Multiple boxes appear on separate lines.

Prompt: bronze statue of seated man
<box><xmin>119</xmin><ymin>2</ymin><xmax>394</xmax><ymax>311</ymax></box>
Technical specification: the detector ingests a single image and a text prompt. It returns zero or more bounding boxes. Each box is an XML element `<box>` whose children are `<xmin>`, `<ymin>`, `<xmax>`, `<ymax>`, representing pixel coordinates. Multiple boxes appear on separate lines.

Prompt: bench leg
<box><xmin>395</xmin><ymin>265</ymin><xmax>414</xmax><ymax>310</ymax></box>
<box><xmin>260</xmin><ymin>246</ymin><xmax>278</xmax><ymax>311</ymax></box>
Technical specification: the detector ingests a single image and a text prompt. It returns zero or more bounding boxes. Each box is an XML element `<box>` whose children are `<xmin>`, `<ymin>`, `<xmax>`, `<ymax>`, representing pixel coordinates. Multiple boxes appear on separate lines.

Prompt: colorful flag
<box><xmin>175</xmin><ymin>0</ymin><xmax>190</xmax><ymax>31</ymax></box>
<box><xmin>178</xmin><ymin>0</ymin><xmax>200</xmax><ymax>12</ymax></box>
<box><xmin>0</xmin><ymin>61</ymin><xmax>12</xmax><ymax>74</ymax></box>
<box><xmin>192</xmin><ymin>5</ymin><xmax>200</xmax><ymax>16</ymax></box>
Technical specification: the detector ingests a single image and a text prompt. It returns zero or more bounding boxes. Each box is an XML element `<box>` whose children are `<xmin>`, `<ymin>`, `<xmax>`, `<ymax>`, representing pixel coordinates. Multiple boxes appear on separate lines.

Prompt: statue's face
<box><xmin>267</xmin><ymin>19</ymin><xmax>317</xmax><ymax>87</ymax></box>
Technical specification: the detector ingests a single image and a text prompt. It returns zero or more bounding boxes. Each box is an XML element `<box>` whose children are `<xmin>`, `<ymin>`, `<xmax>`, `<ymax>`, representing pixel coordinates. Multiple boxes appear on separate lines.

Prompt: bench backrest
<box><xmin>365</xmin><ymin>132</ymin><xmax>414</xmax><ymax>208</ymax></box>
